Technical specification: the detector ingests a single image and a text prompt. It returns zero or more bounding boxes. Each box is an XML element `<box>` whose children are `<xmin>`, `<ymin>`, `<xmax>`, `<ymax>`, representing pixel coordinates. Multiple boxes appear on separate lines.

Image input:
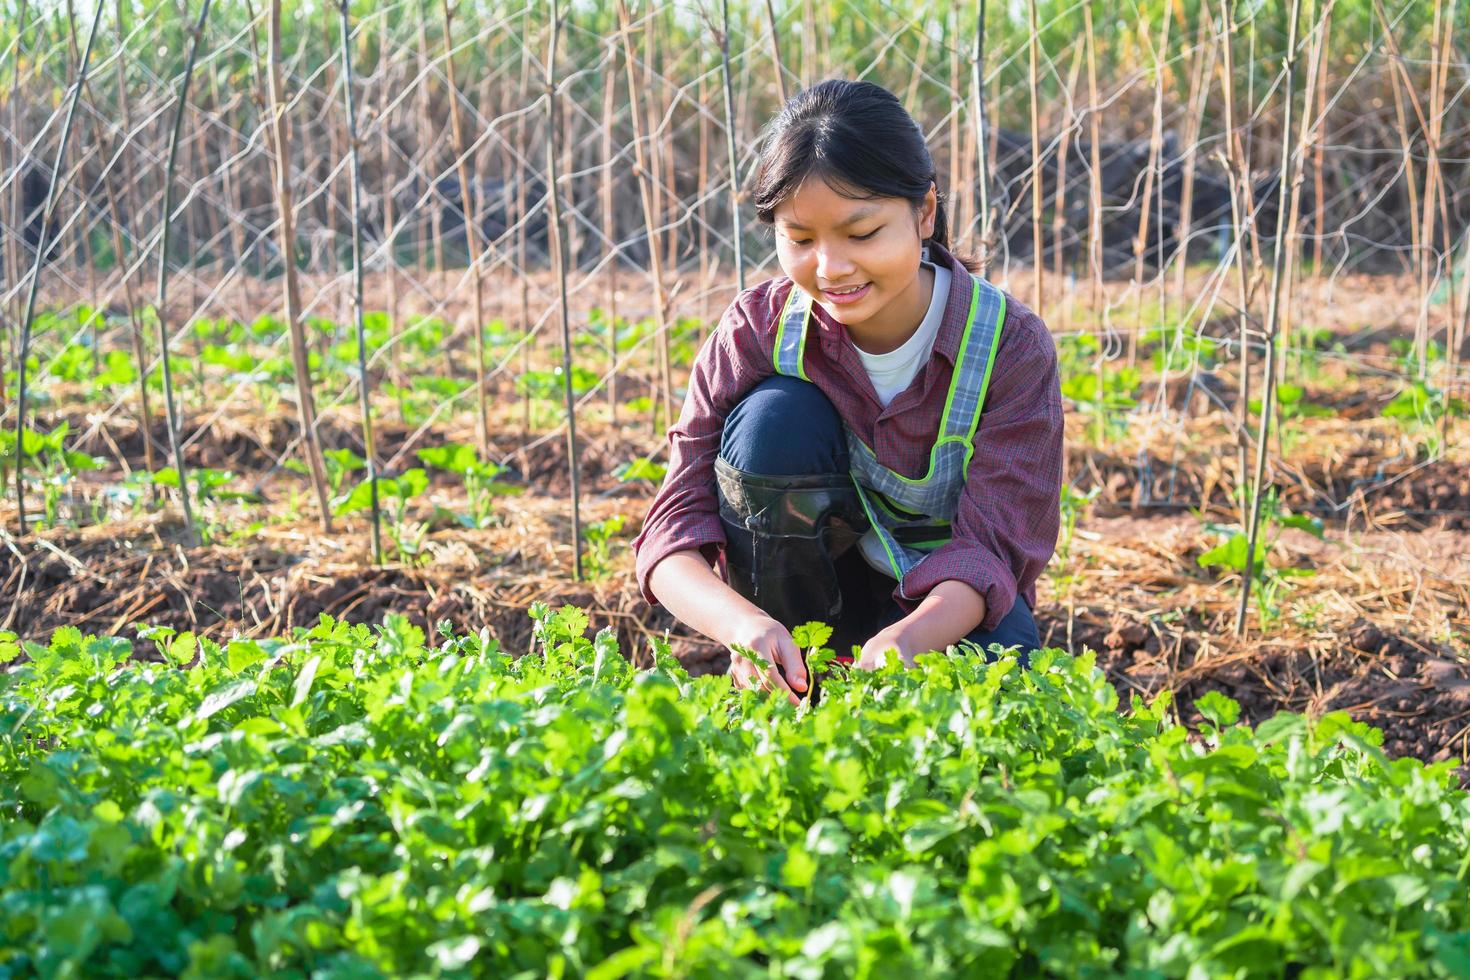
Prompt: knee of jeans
<box><xmin>720</xmin><ymin>375</ymin><xmax>848</xmax><ymax>475</ymax></box>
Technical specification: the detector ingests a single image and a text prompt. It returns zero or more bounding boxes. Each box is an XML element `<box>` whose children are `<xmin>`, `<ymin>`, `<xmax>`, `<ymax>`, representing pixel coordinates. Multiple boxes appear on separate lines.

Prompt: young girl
<box><xmin>631</xmin><ymin>79</ymin><xmax>1063</xmax><ymax>704</ymax></box>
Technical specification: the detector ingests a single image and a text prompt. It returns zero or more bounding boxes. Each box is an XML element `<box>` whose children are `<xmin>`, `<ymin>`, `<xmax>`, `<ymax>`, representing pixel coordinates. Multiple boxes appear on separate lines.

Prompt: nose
<box><xmin>814</xmin><ymin>241</ymin><xmax>856</xmax><ymax>283</ymax></box>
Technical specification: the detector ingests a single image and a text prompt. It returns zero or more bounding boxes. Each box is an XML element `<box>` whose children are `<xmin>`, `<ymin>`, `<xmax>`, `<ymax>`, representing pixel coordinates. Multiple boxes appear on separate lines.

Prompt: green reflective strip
<box><xmin>774</xmin><ymin>285</ymin><xmax>813</xmax><ymax>381</ymax></box>
<box><xmin>958</xmin><ymin>290</ymin><xmax>1007</xmax><ymax>473</ymax></box>
<box><xmin>846</xmin><ymin>277</ymin><xmax>984</xmax><ymax>487</ymax></box>
<box><xmin>871</xmin><ymin>488</ymin><xmax>924</xmax><ymax>521</ymax></box>
<box><xmin>852</xmin><ymin>476</ymin><xmax>905</xmax><ymax>579</ymax></box>
<box><xmin>907</xmin><ymin>538</ymin><xmax>952</xmax><ymax>550</ymax></box>
<box><xmin>773</xmin><ymin>287</ymin><xmax>795</xmax><ymax>373</ymax></box>
<box><xmin>934</xmin><ymin>276</ymin><xmax>985</xmax><ymax>448</ymax></box>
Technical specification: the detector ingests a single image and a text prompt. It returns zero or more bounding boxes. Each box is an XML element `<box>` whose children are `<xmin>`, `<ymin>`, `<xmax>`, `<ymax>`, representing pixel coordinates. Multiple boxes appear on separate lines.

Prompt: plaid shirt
<box><xmin>631</xmin><ymin>242</ymin><xmax>1064</xmax><ymax>632</ymax></box>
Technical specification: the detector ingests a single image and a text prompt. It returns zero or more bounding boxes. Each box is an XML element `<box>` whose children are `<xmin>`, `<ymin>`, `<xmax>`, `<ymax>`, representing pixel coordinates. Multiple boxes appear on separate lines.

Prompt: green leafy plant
<box><xmin>0</xmin><ymin>422</ymin><xmax>102</xmax><ymax>527</ymax></box>
<box><xmin>1382</xmin><ymin>380</ymin><xmax>1466</xmax><ymax>457</ymax></box>
<box><xmin>334</xmin><ymin>468</ymin><xmax>429</xmax><ymax>562</ymax></box>
<box><xmin>416</xmin><ymin>443</ymin><xmax>522</xmax><ymax>529</ymax></box>
<box><xmin>613</xmin><ymin>455</ymin><xmax>667</xmax><ymax>486</ymax></box>
<box><xmin>127</xmin><ymin>466</ymin><xmax>261</xmax><ymax>542</ymax></box>
<box><xmin>1061</xmin><ymin>363</ymin><xmax>1138</xmax><ymax>444</ymax></box>
<box><xmin>3</xmin><ymin>612</ymin><xmax>1467</xmax><ymax>978</ymax></box>
<box><xmin>289</xmin><ymin>448</ymin><xmax>366</xmax><ymax>500</ymax></box>
<box><xmin>581</xmin><ymin>514</ymin><xmax>626</xmax><ymax>579</ymax></box>
<box><xmin>1250</xmin><ymin>383</ymin><xmax>1335</xmax><ymax>454</ymax></box>
<box><xmin>1143</xmin><ymin>323</ymin><xmax>1222</xmax><ymax>375</ymax></box>
<box><xmin>1056</xmin><ymin>484</ymin><xmax>1101</xmax><ymax>570</ymax></box>
<box><xmin>1198</xmin><ymin>488</ymin><xmax>1323</xmax><ymax>629</ymax></box>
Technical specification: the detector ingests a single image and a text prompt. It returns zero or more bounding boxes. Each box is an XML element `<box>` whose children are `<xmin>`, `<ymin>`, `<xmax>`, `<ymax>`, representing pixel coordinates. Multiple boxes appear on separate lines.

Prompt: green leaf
<box><xmin>290</xmin><ymin>655</ymin><xmax>321</xmax><ymax>709</ymax></box>
<box><xmin>1195</xmin><ymin>690</ymin><xmax>1241</xmax><ymax>728</ymax></box>
<box><xmin>791</xmin><ymin>622</ymin><xmax>833</xmax><ymax>650</ymax></box>
<box><xmin>166</xmin><ymin>631</ymin><xmax>197</xmax><ymax>667</ymax></box>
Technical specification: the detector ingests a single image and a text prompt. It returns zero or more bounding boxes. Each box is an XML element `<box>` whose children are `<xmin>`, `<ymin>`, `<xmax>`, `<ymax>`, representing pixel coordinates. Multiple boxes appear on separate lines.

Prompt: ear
<box><xmin>919</xmin><ymin>182</ymin><xmax>938</xmax><ymax>239</ymax></box>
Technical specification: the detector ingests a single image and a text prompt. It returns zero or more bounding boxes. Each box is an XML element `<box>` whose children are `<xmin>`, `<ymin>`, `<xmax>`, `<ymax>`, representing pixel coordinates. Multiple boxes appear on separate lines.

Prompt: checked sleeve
<box><xmin>631</xmin><ymin>282</ymin><xmax>783</xmax><ymax>606</ymax></box>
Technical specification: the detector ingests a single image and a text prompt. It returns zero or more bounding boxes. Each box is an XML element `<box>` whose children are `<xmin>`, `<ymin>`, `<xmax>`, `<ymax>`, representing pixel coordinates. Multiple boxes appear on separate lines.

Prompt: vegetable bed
<box><xmin>3</xmin><ymin>609</ymin><xmax>1469</xmax><ymax>978</ymax></box>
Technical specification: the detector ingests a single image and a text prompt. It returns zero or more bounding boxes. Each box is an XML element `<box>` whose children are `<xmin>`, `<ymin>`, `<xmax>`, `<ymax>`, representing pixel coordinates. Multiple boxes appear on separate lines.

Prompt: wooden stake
<box><xmin>266</xmin><ymin>0</ymin><xmax>333</xmax><ymax>533</ymax></box>
<box><xmin>12</xmin><ymin>0</ymin><xmax>103</xmax><ymax>533</ymax></box>
<box><xmin>338</xmin><ymin>0</ymin><xmax>382</xmax><ymax>565</ymax></box>
<box><xmin>546</xmin><ymin>0</ymin><xmax>584</xmax><ymax>582</ymax></box>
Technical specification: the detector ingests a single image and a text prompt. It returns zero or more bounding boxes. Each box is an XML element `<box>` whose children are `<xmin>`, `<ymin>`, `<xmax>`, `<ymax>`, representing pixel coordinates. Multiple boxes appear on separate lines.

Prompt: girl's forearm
<box><xmin>889</xmin><ymin>579</ymin><xmax>987</xmax><ymax>655</ymax></box>
<box><xmin>646</xmin><ymin>549</ymin><xmax>769</xmax><ymax>648</ymax></box>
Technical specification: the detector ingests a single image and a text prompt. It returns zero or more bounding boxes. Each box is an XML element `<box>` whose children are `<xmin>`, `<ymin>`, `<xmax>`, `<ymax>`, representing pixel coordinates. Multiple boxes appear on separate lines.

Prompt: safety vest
<box><xmin>771</xmin><ymin>274</ymin><xmax>1006</xmax><ymax>598</ymax></box>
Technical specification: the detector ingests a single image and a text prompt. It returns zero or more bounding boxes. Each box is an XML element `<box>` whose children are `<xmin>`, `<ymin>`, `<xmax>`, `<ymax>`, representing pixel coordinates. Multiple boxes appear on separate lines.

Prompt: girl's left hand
<box><xmin>854</xmin><ymin>626</ymin><xmax>915</xmax><ymax>671</ymax></box>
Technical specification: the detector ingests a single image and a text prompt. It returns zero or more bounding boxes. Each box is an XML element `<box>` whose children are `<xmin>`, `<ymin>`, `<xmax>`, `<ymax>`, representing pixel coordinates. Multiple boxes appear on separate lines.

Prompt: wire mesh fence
<box><xmin>1</xmin><ymin>0</ymin><xmax>1467</xmax><ymax>565</ymax></box>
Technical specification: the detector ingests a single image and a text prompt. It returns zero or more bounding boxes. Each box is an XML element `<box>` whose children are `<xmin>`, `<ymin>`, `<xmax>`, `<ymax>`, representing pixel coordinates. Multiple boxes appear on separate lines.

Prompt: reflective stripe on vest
<box><xmin>771</xmin><ymin>276</ymin><xmax>1006</xmax><ymax>593</ymax></box>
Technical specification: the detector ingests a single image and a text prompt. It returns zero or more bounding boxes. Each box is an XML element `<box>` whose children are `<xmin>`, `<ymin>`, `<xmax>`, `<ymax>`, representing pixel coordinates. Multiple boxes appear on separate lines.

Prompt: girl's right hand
<box><xmin>725</xmin><ymin>614</ymin><xmax>807</xmax><ymax>705</ymax></box>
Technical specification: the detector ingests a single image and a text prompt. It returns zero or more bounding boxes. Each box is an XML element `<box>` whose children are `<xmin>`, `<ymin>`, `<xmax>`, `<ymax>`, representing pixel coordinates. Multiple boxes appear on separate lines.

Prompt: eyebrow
<box><xmin>778</xmin><ymin>206</ymin><xmax>881</xmax><ymax>231</ymax></box>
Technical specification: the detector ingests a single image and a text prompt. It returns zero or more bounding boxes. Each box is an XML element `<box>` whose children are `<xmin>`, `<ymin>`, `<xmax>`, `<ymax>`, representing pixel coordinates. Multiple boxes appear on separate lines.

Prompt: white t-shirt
<box><xmin>853</xmin><ymin>261</ymin><xmax>952</xmax><ymax>407</ymax></box>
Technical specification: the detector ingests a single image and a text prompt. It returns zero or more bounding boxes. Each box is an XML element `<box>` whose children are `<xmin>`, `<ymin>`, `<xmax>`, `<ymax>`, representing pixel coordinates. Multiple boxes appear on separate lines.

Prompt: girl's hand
<box><xmin>725</xmin><ymin>614</ymin><xmax>807</xmax><ymax>705</ymax></box>
<box><xmin>854</xmin><ymin>626</ymin><xmax>915</xmax><ymax>671</ymax></box>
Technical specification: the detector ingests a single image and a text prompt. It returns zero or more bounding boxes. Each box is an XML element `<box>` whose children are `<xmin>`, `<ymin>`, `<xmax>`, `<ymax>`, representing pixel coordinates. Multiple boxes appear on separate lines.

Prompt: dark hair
<box><xmin>751</xmin><ymin>79</ymin><xmax>980</xmax><ymax>273</ymax></box>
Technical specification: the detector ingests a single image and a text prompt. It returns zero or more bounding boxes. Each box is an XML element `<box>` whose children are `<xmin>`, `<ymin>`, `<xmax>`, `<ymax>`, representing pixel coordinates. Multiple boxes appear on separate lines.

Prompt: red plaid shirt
<box><xmin>632</xmin><ymin>242</ymin><xmax>1064</xmax><ymax>632</ymax></box>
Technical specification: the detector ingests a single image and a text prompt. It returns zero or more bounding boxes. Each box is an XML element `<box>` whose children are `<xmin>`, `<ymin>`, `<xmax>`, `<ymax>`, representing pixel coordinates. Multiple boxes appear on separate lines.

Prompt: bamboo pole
<box><xmin>600</xmin><ymin>35</ymin><xmax>619</xmax><ymax>422</ymax></box>
<box><xmin>1076</xmin><ymin>3</ymin><xmax>1099</xmax><ymax>326</ymax></box>
<box><xmin>802</xmin><ymin>0</ymin><xmax>815</xmax><ymax>89</ymax></box>
<box><xmin>1</xmin><ymin>0</ymin><xmax>31</xmax><ymax>419</ymax></box>
<box><xmin>338</xmin><ymin>0</ymin><xmax>382</xmax><ymax>566</ymax></box>
<box><xmin>1051</xmin><ymin>43</ymin><xmax>1083</xmax><ymax>331</ymax></box>
<box><xmin>617</xmin><ymin>0</ymin><xmax>674</xmax><ymax>435</ymax></box>
<box><xmin>949</xmin><ymin>0</ymin><xmax>963</xmax><ymax>251</ymax></box>
<box><xmin>1218</xmin><ymin>0</ymin><xmax>1254</xmax><ymax>520</ymax></box>
<box><xmin>265</xmin><ymin>0</ymin><xmax>333</xmax><ymax>533</ymax></box>
<box><xmin>719</xmin><ymin>0</ymin><xmax>745</xmax><ymax>290</ymax></box>
<box><xmin>642</xmin><ymin>8</ymin><xmax>674</xmax><ymax>432</ymax></box>
<box><xmin>1281</xmin><ymin>0</ymin><xmax>1336</xmax><ymax>381</ymax></box>
<box><xmin>697</xmin><ymin>64</ymin><xmax>711</xmax><ymax>340</ymax></box>
<box><xmin>1172</xmin><ymin>13</ymin><xmax>1214</xmax><ymax>310</ymax></box>
<box><xmin>377</xmin><ymin>8</ymin><xmax>402</xmax><ymax>396</ymax></box>
<box><xmin>1310</xmin><ymin>8</ymin><xmax>1330</xmax><ymax>297</ymax></box>
<box><xmin>656</xmin><ymin>8</ymin><xmax>678</xmax><ymax>278</ymax></box>
<box><xmin>762</xmin><ymin>0</ymin><xmax>789</xmax><ymax>105</ymax></box>
<box><xmin>1439</xmin><ymin>0</ymin><xmax>1462</xmax><ymax>417</ymax></box>
<box><xmin>515</xmin><ymin>34</ymin><xmax>532</xmax><ymax>436</ymax></box>
<box><xmin>91</xmin><ymin>3</ymin><xmax>159</xmax><ymax>498</ymax></box>
<box><xmin>546</xmin><ymin>0</ymin><xmax>583</xmax><ymax>582</ymax></box>
<box><xmin>441</xmin><ymin>0</ymin><xmax>490</xmax><ymax>456</ymax></box>
<box><xmin>1237</xmin><ymin>0</ymin><xmax>1304</xmax><ymax>636</ymax></box>
<box><xmin>1131</xmin><ymin>11</ymin><xmax>1170</xmax><ymax>356</ymax></box>
<box><xmin>12</xmin><ymin>0</ymin><xmax>102</xmax><ymax>533</ymax></box>
<box><xmin>1026</xmin><ymin>0</ymin><xmax>1043</xmax><ymax>311</ymax></box>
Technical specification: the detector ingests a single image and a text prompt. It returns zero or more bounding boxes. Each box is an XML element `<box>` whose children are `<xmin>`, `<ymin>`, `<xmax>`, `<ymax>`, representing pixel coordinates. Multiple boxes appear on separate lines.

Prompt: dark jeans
<box><xmin>718</xmin><ymin>375</ymin><xmax>1039</xmax><ymax>665</ymax></box>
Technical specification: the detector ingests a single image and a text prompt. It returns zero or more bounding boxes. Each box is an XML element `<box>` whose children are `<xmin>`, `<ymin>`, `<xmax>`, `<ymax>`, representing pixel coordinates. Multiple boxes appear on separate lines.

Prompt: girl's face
<box><xmin>773</xmin><ymin>175</ymin><xmax>937</xmax><ymax>343</ymax></box>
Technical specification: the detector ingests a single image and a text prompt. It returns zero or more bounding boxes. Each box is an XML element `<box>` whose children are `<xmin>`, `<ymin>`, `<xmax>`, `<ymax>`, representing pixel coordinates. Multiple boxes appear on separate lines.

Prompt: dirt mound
<box><xmin>1043</xmin><ymin>605</ymin><xmax>1470</xmax><ymax>787</ymax></box>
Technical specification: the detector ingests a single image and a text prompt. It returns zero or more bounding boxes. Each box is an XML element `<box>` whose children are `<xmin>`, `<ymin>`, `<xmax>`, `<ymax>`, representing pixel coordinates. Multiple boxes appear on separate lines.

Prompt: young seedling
<box><xmin>1061</xmin><ymin>364</ymin><xmax>1138</xmax><ymax>445</ymax></box>
<box><xmin>416</xmin><ymin>443</ymin><xmax>521</xmax><ymax>529</ymax></box>
<box><xmin>290</xmin><ymin>448</ymin><xmax>366</xmax><ymax>500</ymax></box>
<box><xmin>136</xmin><ymin>466</ymin><xmax>261</xmax><ymax>543</ymax></box>
<box><xmin>0</xmin><ymin>422</ymin><xmax>101</xmax><ymax>528</ymax></box>
<box><xmin>790</xmin><ymin>621</ymin><xmax>843</xmax><ymax>707</ymax></box>
<box><xmin>336</xmin><ymin>468</ymin><xmax>429</xmax><ymax>562</ymax></box>
<box><xmin>580</xmin><ymin>515</ymin><xmax>627</xmax><ymax>579</ymax></box>
<box><xmin>613</xmin><ymin>455</ymin><xmax>667</xmax><ymax>487</ymax></box>
<box><xmin>1198</xmin><ymin>488</ymin><xmax>1322</xmax><ymax>630</ymax></box>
